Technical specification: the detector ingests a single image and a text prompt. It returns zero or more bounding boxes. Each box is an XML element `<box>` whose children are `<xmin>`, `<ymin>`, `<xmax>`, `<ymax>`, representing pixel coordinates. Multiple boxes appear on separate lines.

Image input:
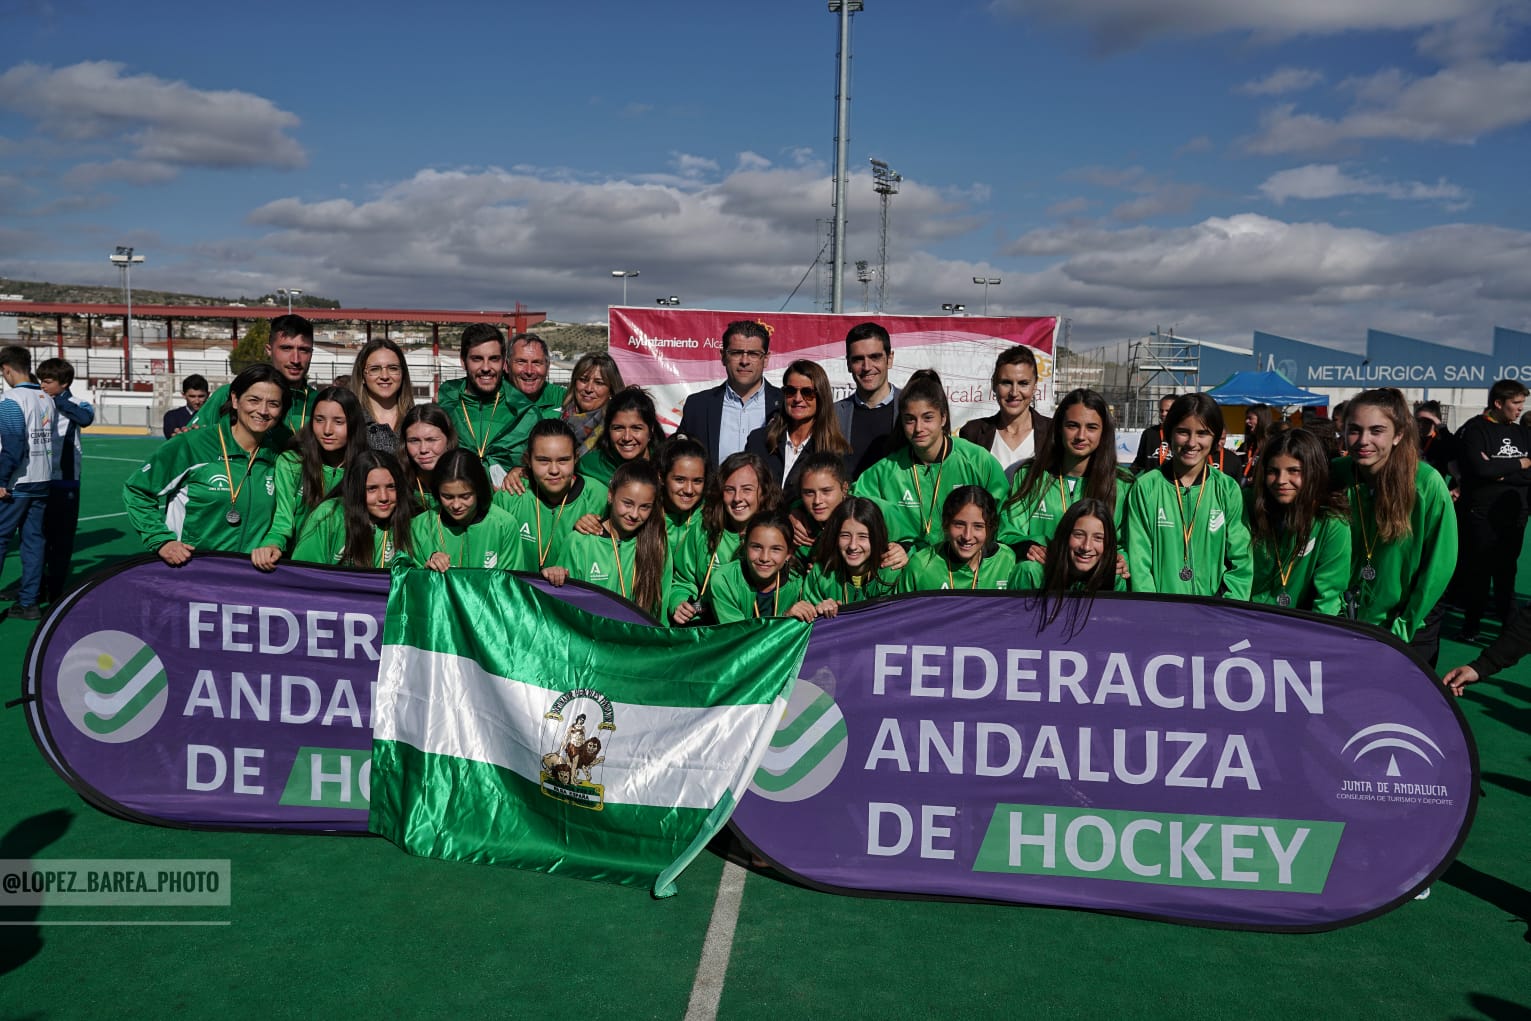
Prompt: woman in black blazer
<box><xmin>745</xmin><ymin>359</ymin><xmax>853</xmax><ymax>503</ymax></box>
<box><xmin>959</xmin><ymin>345</ymin><xmax>1051</xmax><ymax>475</ymax></box>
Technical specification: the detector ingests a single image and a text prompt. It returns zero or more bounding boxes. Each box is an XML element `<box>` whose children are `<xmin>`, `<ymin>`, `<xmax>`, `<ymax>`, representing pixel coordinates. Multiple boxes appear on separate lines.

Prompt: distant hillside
<box><xmin>0</xmin><ymin>277</ymin><xmax>341</xmax><ymax>309</ymax></box>
<box><xmin>535</xmin><ymin>321</ymin><xmax>609</xmax><ymax>357</ymax></box>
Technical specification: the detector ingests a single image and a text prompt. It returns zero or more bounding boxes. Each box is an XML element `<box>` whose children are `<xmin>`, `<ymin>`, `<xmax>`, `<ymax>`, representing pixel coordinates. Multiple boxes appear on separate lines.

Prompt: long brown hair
<box><xmin>1248</xmin><ymin>428</ymin><xmax>1347</xmax><ymax>547</ymax></box>
<box><xmin>1035</xmin><ymin>498</ymin><xmax>1118</xmax><ymax>634</ymax></box>
<box><xmin>348</xmin><ymin>338</ymin><xmax>416</xmax><ymax>423</ymax></box>
<box><xmin>1347</xmin><ymin>388</ymin><xmax>1418</xmax><ymax>542</ymax></box>
<box><xmin>399</xmin><ymin>403</ymin><xmax>458</xmax><ymax>504</ymax></box>
<box><xmin>606</xmin><ymin>460</ymin><xmax>667</xmax><ymax>613</ymax></box>
<box><xmin>298</xmin><ymin>386</ymin><xmax>367</xmax><ymax>511</ymax></box>
<box><xmin>337</xmin><ymin>450</ymin><xmax>415</xmax><ymax>568</ymax></box>
<box><xmin>811</xmin><ymin>497</ymin><xmax>892</xmax><ymax>586</ymax></box>
<box><xmin>764</xmin><ymin>360</ymin><xmax>851</xmax><ymax>457</ymax></box>
<box><xmin>1008</xmin><ymin>388</ymin><xmax>1126</xmax><ymax>513</ymax></box>
<box><xmin>703</xmin><ymin>452</ymin><xmax>781</xmax><ymax>551</ymax></box>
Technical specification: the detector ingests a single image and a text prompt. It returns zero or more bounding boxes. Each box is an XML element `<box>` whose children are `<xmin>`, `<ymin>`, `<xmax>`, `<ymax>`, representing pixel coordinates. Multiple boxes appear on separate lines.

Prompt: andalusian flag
<box><xmin>368</xmin><ymin>569</ymin><xmax>810</xmax><ymax>895</ymax></box>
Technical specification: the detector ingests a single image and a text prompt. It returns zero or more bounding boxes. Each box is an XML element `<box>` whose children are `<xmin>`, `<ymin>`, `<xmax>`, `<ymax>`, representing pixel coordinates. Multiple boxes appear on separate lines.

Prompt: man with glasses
<box><xmin>678</xmin><ymin>320</ymin><xmax>781</xmax><ymax>468</ymax></box>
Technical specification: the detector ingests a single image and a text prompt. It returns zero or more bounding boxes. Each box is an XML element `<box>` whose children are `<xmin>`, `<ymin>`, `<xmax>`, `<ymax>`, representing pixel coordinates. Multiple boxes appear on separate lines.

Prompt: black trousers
<box><xmin>1458</xmin><ymin>491</ymin><xmax>1527</xmax><ymax>629</ymax></box>
<box><xmin>42</xmin><ymin>483</ymin><xmax>80</xmax><ymax>604</ymax></box>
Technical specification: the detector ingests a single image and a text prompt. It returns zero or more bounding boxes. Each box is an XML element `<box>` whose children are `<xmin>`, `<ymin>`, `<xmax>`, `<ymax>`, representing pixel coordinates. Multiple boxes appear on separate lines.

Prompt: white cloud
<box><xmin>1246</xmin><ymin>60</ymin><xmax>1531</xmax><ymax>152</ymax></box>
<box><xmin>0</xmin><ymin>61</ymin><xmax>304</xmax><ymax>180</ymax></box>
<box><xmin>989</xmin><ymin>0</ymin><xmax>1488</xmax><ymax>49</ymax></box>
<box><xmin>669</xmin><ymin>152</ymin><xmax>719</xmax><ymax>178</ymax></box>
<box><xmin>1259</xmin><ymin>164</ymin><xmax>1466</xmax><ymax>205</ymax></box>
<box><xmin>1176</xmin><ymin>135</ymin><xmax>1214</xmax><ymax>155</ymax></box>
<box><xmin>62</xmin><ymin>159</ymin><xmax>179</xmax><ymax>187</ymax></box>
<box><xmin>1238</xmin><ymin>67</ymin><xmax>1324</xmax><ymax>96</ymax></box>
<box><xmin>1067</xmin><ymin>165</ymin><xmax>1205</xmax><ymax>222</ymax></box>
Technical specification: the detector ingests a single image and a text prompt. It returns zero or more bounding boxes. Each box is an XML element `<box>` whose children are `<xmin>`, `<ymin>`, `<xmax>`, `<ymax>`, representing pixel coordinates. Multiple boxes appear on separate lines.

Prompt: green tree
<box><xmin>231</xmin><ymin>318</ymin><xmax>270</xmax><ymax>374</ymax></box>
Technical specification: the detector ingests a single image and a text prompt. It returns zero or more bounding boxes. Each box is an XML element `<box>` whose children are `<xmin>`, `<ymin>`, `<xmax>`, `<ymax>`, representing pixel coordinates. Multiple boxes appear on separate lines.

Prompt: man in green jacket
<box><xmin>190</xmin><ymin>314</ymin><xmax>319</xmax><ymax>442</ymax></box>
<box><xmin>440</xmin><ymin>327</ymin><xmax>565</xmax><ymax>486</ymax></box>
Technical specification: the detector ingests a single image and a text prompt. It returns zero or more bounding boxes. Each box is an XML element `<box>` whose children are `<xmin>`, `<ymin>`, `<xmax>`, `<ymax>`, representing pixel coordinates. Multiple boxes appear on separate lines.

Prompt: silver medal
<box><xmin>1179</xmin><ymin>566</ymin><xmax>1193</xmax><ymax>582</ymax></box>
<box><xmin>1276</xmin><ymin>593</ymin><xmax>1292</xmax><ymax>608</ymax></box>
<box><xmin>226</xmin><ymin>508</ymin><xmax>241</xmax><ymax>526</ymax></box>
<box><xmin>1360</xmin><ymin>564</ymin><xmax>1376</xmax><ymax>581</ymax></box>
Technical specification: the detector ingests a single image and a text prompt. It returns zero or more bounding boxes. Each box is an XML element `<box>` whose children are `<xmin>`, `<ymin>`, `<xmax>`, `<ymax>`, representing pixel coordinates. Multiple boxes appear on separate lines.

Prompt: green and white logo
<box><xmin>56</xmin><ymin>630</ymin><xmax>169</xmax><ymax>743</ymax></box>
<box><xmin>750</xmin><ymin>673</ymin><xmax>847</xmax><ymax>802</ymax></box>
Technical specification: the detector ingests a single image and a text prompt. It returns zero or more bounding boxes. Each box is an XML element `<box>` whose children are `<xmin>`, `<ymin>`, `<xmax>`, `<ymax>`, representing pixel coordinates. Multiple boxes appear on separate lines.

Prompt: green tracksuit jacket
<box><xmin>709</xmin><ymin>560</ymin><xmax>813</xmax><ymax>623</ymax></box>
<box><xmin>1124</xmin><ymin>465</ymin><xmax>1253</xmax><ymax>599</ymax></box>
<box><xmin>853</xmin><ymin>437</ymin><xmax>1007</xmax><ymax>549</ymax></box>
<box><xmin>998</xmin><ymin>466</ymin><xmax>1131</xmax><ymax>548</ymax></box>
<box><xmin>896</xmin><ymin>543</ymin><xmax>1019</xmax><ymax>593</ymax></box>
<box><xmin>550</xmin><ymin>526</ymin><xmax>674</xmax><ymax>617</ymax></box>
<box><xmin>1009</xmin><ymin>558</ymin><xmax>1129</xmax><ymax>593</ymax></box>
<box><xmin>1247</xmin><ymin>510</ymin><xmax>1352</xmax><ymax>616</ymax></box>
<box><xmin>290</xmin><ymin>499</ymin><xmax>409</xmax><ymax>568</ymax></box>
<box><xmin>408</xmin><ymin>503</ymin><xmax>521</xmax><ymax>570</ymax></box>
<box><xmin>803</xmin><ymin>562</ymin><xmax>903</xmax><ymax>605</ymax></box>
<box><xmin>1330</xmin><ymin>459</ymin><xmax>1458</xmax><ymax>640</ymax></box>
<box><xmin>261</xmin><ymin>451</ymin><xmax>343</xmax><ymax>551</ymax></box>
<box><xmin>492</xmin><ymin>476</ymin><xmax>609</xmax><ymax>572</ymax></box>
<box><xmin>189</xmin><ymin>382</ymin><xmax>318</xmax><ymax>448</ymax></box>
<box><xmin>123</xmin><ymin>422</ymin><xmax>282</xmax><ymax>554</ymax></box>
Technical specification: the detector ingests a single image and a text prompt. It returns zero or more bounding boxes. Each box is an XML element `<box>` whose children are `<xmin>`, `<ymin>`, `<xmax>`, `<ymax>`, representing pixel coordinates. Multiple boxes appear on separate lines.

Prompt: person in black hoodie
<box><xmin>1454</xmin><ymin>379</ymin><xmax>1531</xmax><ymax>639</ymax></box>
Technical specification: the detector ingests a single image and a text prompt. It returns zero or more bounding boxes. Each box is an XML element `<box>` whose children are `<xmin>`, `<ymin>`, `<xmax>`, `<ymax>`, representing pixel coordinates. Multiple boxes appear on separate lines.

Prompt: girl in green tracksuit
<box><xmin>897</xmin><ymin>487</ymin><xmax>1018</xmax><ymax>593</ymax></box>
<box><xmin>660</xmin><ymin>436</ymin><xmax>710</xmax><ymax>561</ymax></box>
<box><xmin>409</xmin><ymin>449</ymin><xmax>519</xmax><ymax>571</ymax></box>
<box><xmin>252</xmin><ymin>386</ymin><xmax>368</xmax><ymax>570</ymax></box>
<box><xmin>290</xmin><ymin>450</ymin><xmax>415</xmax><ymax>569</ymax></box>
<box><xmin>494</xmin><ymin>419</ymin><xmax>608</xmax><ymax>572</ymax></box>
<box><xmin>1246</xmin><ymin>427</ymin><xmax>1351</xmax><ymax>615</ymax></box>
<box><xmin>400</xmin><ymin>404</ymin><xmax>458</xmax><ymax>514</ymax></box>
<box><xmin>670</xmin><ymin>451</ymin><xmax>780</xmax><ymax>626</ymax></box>
<box><xmin>805</xmin><ymin>497</ymin><xmax>904</xmax><ymax>616</ymax></box>
<box><xmin>709</xmin><ymin>511</ymin><xmax>816</xmax><ymax>623</ymax></box>
<box><xmin>123</xmin><ymin>364</ymin><xmax>290</xmax><ymax>566</ymax></box>
<box><xmin>1333</xmin><ymin>387</ymin><xmax>1458</xmax><ymax>665</ymax></box>
<box><xmin>576</xmin><ymin>386</ymin><xmax>662</xmax><ymax>487</ymax></box>
<box><xmin>853</xmin><ymin>370</ymin><xmax>1007</xmax><ymax>550</ymax></box>
<box><xmin>1125</xmin><ymin>392</ymin><xmax>1252</xmax><ymax>599</ymax></box>
<box><xmin>543</xmin><ymin>459</ymin><xmax>673</xmax><ymax>618</ymax></box>
<box><xmin>1000</xmin><ymin>388</ymin><xmax>1132</xmax><ymax>566</ymax></box>
<box><xmin>1011</xmin><ymin>498</ymin><xmax>1130</xmax><ymax>595</ymax></box>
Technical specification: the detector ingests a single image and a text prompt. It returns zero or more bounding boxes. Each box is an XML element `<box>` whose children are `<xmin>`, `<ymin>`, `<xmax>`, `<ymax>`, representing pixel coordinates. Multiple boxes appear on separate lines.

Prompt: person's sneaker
<box><xmin>1414</xmin><ymin>886</ymin><xmax>1432</xmax><ymax>901</ymax></box>
<box><xmin>7</xmin><ymin>604</ymin><xmax>42</xmax><ymax>621</ymax></box>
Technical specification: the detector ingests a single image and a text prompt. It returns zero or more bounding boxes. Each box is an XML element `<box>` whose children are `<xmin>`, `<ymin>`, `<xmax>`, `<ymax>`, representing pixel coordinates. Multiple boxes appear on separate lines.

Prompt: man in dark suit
<box><xmin>162</xmin><ymin>374</ymin><xmax>209</xmax><ymax>437</ymax></box>
<box><xmin>833</xmin><ymin>321</ymin><xmax>901</xmax><ymax>479</ymax></box>
<box><xmin>1130</xmin><ymin>393</ymin><xmax>1177</xmax><ymax>474</ymax></box>
<box><xmin>677</xmin><ymin>320</ymin><xmax>781</xmax><ymax>468</ymax></box>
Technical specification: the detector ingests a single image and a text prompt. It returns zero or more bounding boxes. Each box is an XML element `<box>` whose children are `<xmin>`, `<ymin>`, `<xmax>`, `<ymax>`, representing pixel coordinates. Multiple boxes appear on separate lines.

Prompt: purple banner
<box><xmin>731</xmin><ymin>593</ymin><xmax>1476</xmax><ymax>931</ymax></box>
<box><xmin>24</xmin><ymin>554</ymin><xmax>654</xmax><ymax>832</ymax></box>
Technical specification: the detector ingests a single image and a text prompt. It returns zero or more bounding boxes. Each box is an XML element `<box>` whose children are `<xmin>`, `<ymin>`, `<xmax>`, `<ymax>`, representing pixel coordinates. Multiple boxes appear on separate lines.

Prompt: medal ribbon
<box><xmin>217</xmin><ymin>424</ymin><xmax>261</xmax><ymax>518</ymax></box>
<box><xmin>1172</xmin><ymin>462</ymin><xmax>1210</xmax><ymax>573</ymax></box>
<box><xmin>909</xmin><ymin>437</ymin><xmax>948</xmax><ymax>537</ymax></box>
<box><xmin>459</xmin><ymin>392</ymin><xmax>502</xmax><ymax>458</ymax></box>
<box><xmin>1350</xmin><ymin>483</ymin><xmax>1377</xmax><ymax>571</ymax></box>
<box><xmin>607</xmin><ymin>525</ymin><xmax>631</xmax><ymax>599</ymax></box>
<box><xmin>535</xmin><ymin>491</ymin><xmax>570</xmax><ymax>568</ymax></box>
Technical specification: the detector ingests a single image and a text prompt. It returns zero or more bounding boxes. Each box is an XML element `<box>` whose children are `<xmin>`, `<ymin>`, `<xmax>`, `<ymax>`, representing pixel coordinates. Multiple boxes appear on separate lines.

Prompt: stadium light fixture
<box><xmin>108</xmin><ymin>246</ymin><xmax>145</xmax><ymax>388</ymax></box>
<box><xmin>611</xmin><ymin>270</ymin><xmax>640</xmax><ymax>305</ymax></box>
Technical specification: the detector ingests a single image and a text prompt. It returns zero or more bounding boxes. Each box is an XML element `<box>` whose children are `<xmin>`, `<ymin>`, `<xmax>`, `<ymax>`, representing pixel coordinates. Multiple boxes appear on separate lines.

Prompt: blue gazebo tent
<box><xmin>1206</xmin><ymin>370</ymin><xmax>1328</xmax><ymax>407</ymax></box>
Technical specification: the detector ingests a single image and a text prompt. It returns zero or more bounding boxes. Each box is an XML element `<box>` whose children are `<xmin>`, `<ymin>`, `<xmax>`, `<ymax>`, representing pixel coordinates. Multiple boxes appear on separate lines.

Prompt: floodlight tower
<box><xmin>108</xmin><ymin>246</ymin><xmax>145</xmax><ymax>387</ymax></box>
<box><xmin>827</xmin><ymin>0</ymin><xmax>861</xmax><ymax>314</ymax></box>
<box><xmin>870</xmin><ymin>158</ymin><xmax>900</xmax><ymax>312</ymax></box>
<box><xmin>855</xmin><ymin>260</ymin><xmax>872</xmax><ymax>312</ymax></box>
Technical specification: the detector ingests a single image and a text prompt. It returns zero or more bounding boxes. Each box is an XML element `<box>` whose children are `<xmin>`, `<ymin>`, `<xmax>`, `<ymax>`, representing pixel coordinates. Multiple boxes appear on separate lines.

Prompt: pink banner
<box><xmin>608</xmin><ymin>308</ymin><xmax>1060</xmax><ymax>433</ymax></box>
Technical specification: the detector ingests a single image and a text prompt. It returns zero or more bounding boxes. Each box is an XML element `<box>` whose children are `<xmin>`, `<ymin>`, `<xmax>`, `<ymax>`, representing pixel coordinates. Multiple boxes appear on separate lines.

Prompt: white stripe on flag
<box><xmin>376</xmin><ymin>644</ymin><xmax>778</xmax><ymax>810</ymax></box>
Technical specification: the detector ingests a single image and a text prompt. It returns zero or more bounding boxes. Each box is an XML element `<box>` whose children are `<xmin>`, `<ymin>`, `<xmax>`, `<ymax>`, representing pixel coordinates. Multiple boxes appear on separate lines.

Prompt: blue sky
<box><xmin>1</xmin><ymin>0</ymin><xmax>1528</xmax><ymax>350</ymax></box>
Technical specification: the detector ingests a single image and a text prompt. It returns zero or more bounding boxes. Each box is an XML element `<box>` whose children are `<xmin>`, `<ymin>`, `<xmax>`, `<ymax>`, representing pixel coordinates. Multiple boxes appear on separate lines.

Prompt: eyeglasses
<box><xmin>725</xmin><ymin>348</ymin><xmax>766</xmax><ymax>362</ymax></box>
<box><xmin>365</xmin><ymin>365</ymin><xmax>402</xmax><ymax>378</ymax></box>
<box><xmin>781</xmin><ymin>385</ymin><xmax>818</xmax><ymax>400</ymax></box>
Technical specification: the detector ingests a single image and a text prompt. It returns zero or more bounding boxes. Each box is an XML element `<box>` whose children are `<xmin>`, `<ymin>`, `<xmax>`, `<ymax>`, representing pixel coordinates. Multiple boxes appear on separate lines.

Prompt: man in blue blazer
<box><xmin>677</xmin><ymin>319</ymin><xmax>781</xmax><ymax>468</ymax></box>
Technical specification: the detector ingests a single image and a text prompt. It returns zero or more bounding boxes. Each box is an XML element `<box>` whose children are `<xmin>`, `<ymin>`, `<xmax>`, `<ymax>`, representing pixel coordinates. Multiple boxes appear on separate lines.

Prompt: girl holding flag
<box><xmin>853</xmin><ymin>370</ymin><xmax>1007</xmax><ymax>550</ymax></box>
<box><xmin>494</xmin><ymin>419</ymin><xmax>608</xmax><ymax>572</ymax></box>
<box><xmin>252</xmin><ymin>385</ymin><xmax>367</xmax><ymax>569</ymax></box>
<box><xmin>289</xmin><ymin>450</ymin><xmax>415</xmax><ymax>568</ymax></box>
<box><xmin>543</xmin><ymin>460</ymin><xmax>672</xmax><ymax>618</ymax></box>
<box><xmin>805</xmin><ymin>498</ymin><xmax>904</xmax><ymax>616</ymax></box>
<box><xmin>409</xmin><ymin>449</ymin><xmax>519</xmax><ymax>571</ymax></box>
<box><xmin>1124</xmin><ymin>392</ymin><xmax>1252</xmax><ymax>598</ymax></box>
<box><xmin>124</xmin><ymin>364</ymin><xmax>289</xmax><ymax>565</ymax></box>
<box><xmin>1247</xmin><ymin>428</ymin><xmax>1351</xmax><ymax>614</ymax></box>
<box><xmin>897</xmin><ymin>486</ymin><xmax>1018</xmax><ymax>592</ymax></box>
<box><xmin>709</xmin><ymin>511</ymin><xmax>817</xmax><ymax>623</ymax></box>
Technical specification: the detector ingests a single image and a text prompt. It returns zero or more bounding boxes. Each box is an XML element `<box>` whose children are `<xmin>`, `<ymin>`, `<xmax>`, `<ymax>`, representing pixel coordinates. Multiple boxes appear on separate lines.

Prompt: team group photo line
<box><xmin>8</xmin><ymin>310</ymin><xmax>1525</xmax><ymax>693</ymax></box>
